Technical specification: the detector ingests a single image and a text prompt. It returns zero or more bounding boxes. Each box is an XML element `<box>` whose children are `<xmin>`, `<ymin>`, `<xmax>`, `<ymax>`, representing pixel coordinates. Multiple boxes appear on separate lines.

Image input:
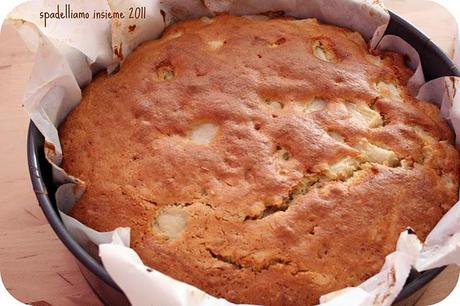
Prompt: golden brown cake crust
<box><xmin>60</xmin><ymin>15</ymin><xmax>460</xmax><ymax>306</ymax></box>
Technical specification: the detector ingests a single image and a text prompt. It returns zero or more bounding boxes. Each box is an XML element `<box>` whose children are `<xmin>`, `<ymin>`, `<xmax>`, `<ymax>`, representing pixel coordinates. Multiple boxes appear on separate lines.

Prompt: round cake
<box><xmin>60</xmin><ymin>15</ymin><xmax>460</xmax><ymax>306</ymax></box>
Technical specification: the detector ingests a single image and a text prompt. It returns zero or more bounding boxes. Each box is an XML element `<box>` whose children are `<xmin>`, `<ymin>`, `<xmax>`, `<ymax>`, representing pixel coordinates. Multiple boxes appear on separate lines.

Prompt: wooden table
<box><xmin>0</xmin><ymin>1</ymin><xmax>458</xmax><ymax>305</ymax></box>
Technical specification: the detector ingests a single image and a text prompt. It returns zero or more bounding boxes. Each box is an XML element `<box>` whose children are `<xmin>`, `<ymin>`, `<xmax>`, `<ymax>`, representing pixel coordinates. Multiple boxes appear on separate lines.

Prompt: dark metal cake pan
<box><xmin>27</xmin><ymin>11</ymin><xmax>459</xmax><ymax>306</ymax></box>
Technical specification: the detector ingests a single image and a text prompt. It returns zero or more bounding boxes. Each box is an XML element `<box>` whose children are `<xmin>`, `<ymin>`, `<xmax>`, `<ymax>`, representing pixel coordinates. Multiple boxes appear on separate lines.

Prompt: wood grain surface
<box><xmin>0</xmin><ymin>1</ymin><xmax>458</xmax><ymax>305</ymax></box>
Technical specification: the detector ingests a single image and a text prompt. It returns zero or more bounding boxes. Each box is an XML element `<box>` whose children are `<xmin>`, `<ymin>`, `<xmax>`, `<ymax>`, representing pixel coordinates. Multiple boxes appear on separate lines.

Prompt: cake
<box><xmin>59</xmin><ymin>15</ymin><xmax>460</xmax><ymax>306</ymax></box>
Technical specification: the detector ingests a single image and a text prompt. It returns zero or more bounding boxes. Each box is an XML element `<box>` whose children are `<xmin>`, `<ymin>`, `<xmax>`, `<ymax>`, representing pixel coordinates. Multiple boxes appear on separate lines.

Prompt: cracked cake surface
<box><xmin>60</xmin><ymin>15</ymin><xmax>460</xmax><ymax>306</ymax></box>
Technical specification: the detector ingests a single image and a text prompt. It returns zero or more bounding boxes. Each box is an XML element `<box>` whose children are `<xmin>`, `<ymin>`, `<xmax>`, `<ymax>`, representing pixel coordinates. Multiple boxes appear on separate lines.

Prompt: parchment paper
<box><xmin>8</xmin><ymin>0</ymin><xmax>460</xmax><ymax>305</ymax></box>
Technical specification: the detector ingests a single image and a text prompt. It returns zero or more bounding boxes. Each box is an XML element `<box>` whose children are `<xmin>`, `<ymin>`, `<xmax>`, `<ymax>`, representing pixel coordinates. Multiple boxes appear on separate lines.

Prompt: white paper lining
<box><xmin>8</xmin><ymin>0</ymin><xmax>460</xmax><ymax>305</ymax></box>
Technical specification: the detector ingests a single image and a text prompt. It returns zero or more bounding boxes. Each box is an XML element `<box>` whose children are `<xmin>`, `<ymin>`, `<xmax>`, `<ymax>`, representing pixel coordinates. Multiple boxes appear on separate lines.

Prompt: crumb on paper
<box><xmin>44</xmin><ymin>140</ymin><xmax>56</xmax><ymax>153</ymax></box>
<box><xmin>128</xmin><ymin>24</ymin><xmax>137</xmax><ymax>32</ymax></box>
<box><xmin>450</xmin><ymin>76</ymin><xmax>457</xmax><ymax>99</ymax></box>
<box><xmin>72</xmin><ymin>178</ymin><xmax>87</xmax><ymax>196</ymax></box>
<box><xmin>114</xmin><ymin>42</ymin><xmax>124</xmax><ymax>60</ymax></box>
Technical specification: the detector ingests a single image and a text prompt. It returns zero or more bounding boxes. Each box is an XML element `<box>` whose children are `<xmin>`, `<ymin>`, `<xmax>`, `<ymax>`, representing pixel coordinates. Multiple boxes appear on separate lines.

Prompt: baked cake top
<box><xmin>60</xmin><ymin>15</ymin><xmax>460</xmax><ymax>306</ymax></box>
